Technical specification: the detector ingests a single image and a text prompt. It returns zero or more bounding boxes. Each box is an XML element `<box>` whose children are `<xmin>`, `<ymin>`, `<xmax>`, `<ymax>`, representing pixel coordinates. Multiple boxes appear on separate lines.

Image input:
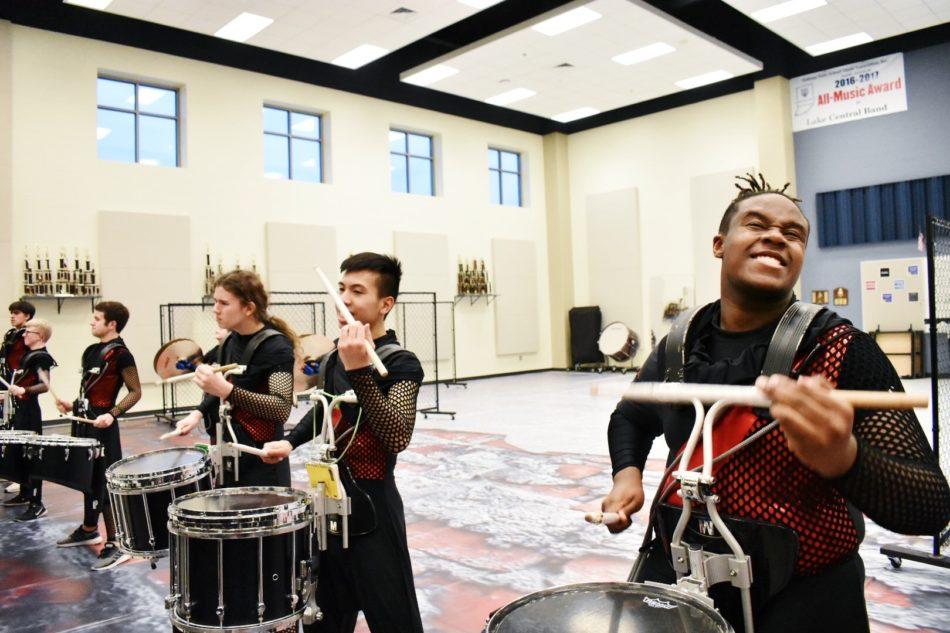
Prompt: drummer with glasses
<box><xmin>54</xmin><ymin>301</ymin><xmax>142</xmax><ymax>571</ymax></box>
<box><xmin>2</xmin><ymin>319</ymin><xmax>55</xmax><ymax>521</ymax></box>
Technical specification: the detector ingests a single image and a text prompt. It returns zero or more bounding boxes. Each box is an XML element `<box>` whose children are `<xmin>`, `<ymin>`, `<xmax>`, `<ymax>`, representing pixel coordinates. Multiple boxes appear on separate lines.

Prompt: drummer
<box><xmin>262</xmin><ymin>253</ymin><xmax>426</xmax><ymax>633</ymax></box>
<box><xmin>53</xmin><ymin>301</ymin><xmax>142</xmax><ymax>571</ymax></box>
<box><xmin>1</xmin><ymin>300</ymin><xmax>34</xmax><ymax>494</ymax></box>
<box><xmin>2</xmin><ymin>318</ymin><xmax>55</xmax><ymax>521</ymax></box>
<box><xmin>601</xmin><ymin>174</ymin><xmax>950</xmax><ymax>632</ymax></box>
<box><xmin>174</xmin><ymin>270</ymin><xmax>296</xmax><ymax>487</ymax></box>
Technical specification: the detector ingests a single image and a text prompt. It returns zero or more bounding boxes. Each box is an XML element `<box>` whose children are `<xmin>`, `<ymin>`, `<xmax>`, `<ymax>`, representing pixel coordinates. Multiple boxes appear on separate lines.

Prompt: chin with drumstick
<box><xmin>172</xmin><ymin>270</ymin><xmax>297</xmax><ymax>488</ymax></box>
<box><xmin>600</xmin><ymin>174</ymin><xmax>950</xmax><ymax>633</ymax></box>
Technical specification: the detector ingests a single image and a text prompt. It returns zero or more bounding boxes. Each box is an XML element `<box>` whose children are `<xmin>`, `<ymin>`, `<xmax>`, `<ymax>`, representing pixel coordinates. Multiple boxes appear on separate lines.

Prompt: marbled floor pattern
<box><xmin>1</xmin><ymin>371</ymin><xmax>947</xmax><ymax>632</ymax></box>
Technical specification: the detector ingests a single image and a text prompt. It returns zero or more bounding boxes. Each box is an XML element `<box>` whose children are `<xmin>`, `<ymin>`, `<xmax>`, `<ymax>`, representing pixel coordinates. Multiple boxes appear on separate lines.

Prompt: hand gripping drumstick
<box><xmin>316</xmin><ymin>267</ymin><xmax>388</xmax><ymax>377</ymax></box>
<box><xmin>157</xmin><ymin>426</ymin><xmax>264</xmax><ymax>456</ymax></box>
<box><xmin>60</xmin><ymin>414</ymin><xmax>98</xmax><ymax>424</ymax></box>
<box><xmin>155</xmin><ymin>363</ymin><xmax>240</xmax><ymax>386</ymax></box>
<box><xmin>584</xmin><ymin>512</ymin><xmax>620</xmax><ymax>525</ymax></box>
<box><xmin>623</xmin><ymin>382</ymin><xmax>928</xmax><ymax>410</ymax></box>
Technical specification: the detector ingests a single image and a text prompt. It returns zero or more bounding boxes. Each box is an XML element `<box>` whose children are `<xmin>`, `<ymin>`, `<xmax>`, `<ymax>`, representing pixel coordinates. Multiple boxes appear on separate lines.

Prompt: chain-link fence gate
<box><xmin>270</xmin><ymin>291</ymin><xmax>456</xmax><ymax>418</ymax></box>
<box><xmin>158</xmin><ymin>301</ymin><xmax>322</xmax><ymax>416</ymax></box>
<box><xmin>881</xmin><ymin>215</ymin><xmax>950</xmax><ymax>569</ymax></box>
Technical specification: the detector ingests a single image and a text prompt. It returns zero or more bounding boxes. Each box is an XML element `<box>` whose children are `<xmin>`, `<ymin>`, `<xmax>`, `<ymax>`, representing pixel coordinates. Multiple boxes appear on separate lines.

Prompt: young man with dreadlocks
<box><xmin>54</xmin><ymin>301</ymin><xmax>142</xmax><ymax>571</ymax></box>
<box><xmin>261</xmin><ymin>252</ymin><xmax>425</xmax><ymax>633</ymax></box>
<box><xmin>601</xmin><ymin>174</ymin><xmax>950</xmax><ymax>633</ymax></box>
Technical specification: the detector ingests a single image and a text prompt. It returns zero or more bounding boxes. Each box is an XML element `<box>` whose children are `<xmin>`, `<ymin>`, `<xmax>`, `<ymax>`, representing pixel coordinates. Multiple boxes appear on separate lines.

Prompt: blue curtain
<box><xmin>817</xmin><ymin>175</ymin><xmax>950</xmax><ymax>247</ymax></box>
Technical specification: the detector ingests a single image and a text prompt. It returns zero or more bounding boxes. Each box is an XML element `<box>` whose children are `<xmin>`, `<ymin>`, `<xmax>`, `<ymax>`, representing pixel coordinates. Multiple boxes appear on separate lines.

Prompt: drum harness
<box><xmin>630</xmin><ymin>300</ymin><xmax>822</xmax><ymax>633</ymax></box>
<box><xmin>75</xmin><ymin>339</ymin><xmax>127</xmax><ymax>418</ymax></box>
<box><xmin>8</xmin><ymin>348</ymin><xmax>57</xmax><ymax>416</ymax></box>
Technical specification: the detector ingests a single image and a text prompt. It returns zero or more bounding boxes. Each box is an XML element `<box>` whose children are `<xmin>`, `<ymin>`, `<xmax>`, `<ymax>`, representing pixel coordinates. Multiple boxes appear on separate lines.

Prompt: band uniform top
<box><xmin>285</xmin><ymin>329</ymin><xmax>425</xmax><ymax>633</ymax></box>
<box><xmin>196</xmin><ymin>326</ymin><xmax>295</xmax><ymax>487</ymax></box>
<box><xmin>72</xmin><ymin>338</ymin><xmax>141</xmax><ymax>488</ymax></box>
<box><xmin>609</xmin><ymin>301</ymin><xmax>950</xmax><ymax>632</ymax></box>
<box><xmin>12</xmin><ymin>347</ymin><xmax>56</xmax><ymax>433</ymax></box>
<box><xmin>1</xmin><ymin>326</ymin><xmax>28</xmax><ymax>378</ymax></box>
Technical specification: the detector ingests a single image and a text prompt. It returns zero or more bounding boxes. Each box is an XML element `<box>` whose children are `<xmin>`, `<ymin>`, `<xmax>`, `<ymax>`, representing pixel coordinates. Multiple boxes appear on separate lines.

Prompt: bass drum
<box><xmin>598</xmin><ymin>322</ymin><xmax>640</xmax><ymax>362</ymax></box>
<box><xmin>486</xmin><ymin>582</ymin><xmax>732</xmax><ymax>633</ymax></box>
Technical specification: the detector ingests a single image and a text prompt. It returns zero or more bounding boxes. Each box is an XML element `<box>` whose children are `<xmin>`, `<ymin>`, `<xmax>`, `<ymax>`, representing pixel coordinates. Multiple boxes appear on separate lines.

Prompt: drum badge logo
<box><xmin>643</xmin><ymin>596</ymin><xmax>677</xmax><ymax>610</ymax></box>
<box><xmin>698</xmin><ymin>519</ymin><xmax>716</xmax><ymax>536</ymax></box>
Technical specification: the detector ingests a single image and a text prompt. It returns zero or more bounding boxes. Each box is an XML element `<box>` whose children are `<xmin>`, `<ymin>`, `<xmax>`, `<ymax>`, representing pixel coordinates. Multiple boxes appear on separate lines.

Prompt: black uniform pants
<box><xmin>12</xmin><ymin>399</ymin><xmax>42</xmax><ymax>503</ymax></box>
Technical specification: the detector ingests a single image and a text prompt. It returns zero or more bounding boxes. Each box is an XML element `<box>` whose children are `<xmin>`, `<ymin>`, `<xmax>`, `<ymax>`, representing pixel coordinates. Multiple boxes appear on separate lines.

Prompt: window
<box><xmin>96</xmin><ymin>77</ymin><xmax>179</xmax><ymax>166</ymax></box>
<box><xmin>389</xmin><ymin>130</ymin><xmax>434</xmax><ymax>196</ymax></box>
<box><xmin>489</xmin><ymin>148</ymin><xmax>522</xmax><ymax>206</ymax></box>
<box><xmin>262</xmin><ymin>106</ymin><xmax>323</xmax><ymax>182</ymax></box>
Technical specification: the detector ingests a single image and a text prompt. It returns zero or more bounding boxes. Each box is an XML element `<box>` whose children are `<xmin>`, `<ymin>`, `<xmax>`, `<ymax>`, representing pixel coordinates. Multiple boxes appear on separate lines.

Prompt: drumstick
<box><xmin>37</xmin><ymin>370</ymin><xmax>63</xmax><ymax>403</ymax></box>
<box><xmin>584</xmin><ymin>511</ymin><xmax>620</xmax><ymax>525</ymax></box>
<box><xmin>623</xmin><ymin>382</ymin><xmax>928</xmax><ymax>409</ymax></box>
<box><xmin>315</xmin><ymin>267</ymin><xmax>388</xmax><ymax>377</ymax></box>
<box><xmin>231</xmin><ymin>443</ymin><xmax>268</xmax><ymax>458</ymax></box>
<box><xmin>155</xmin><ymin>363</ymin><xmax>240</xmax><ymax>385</ymax></box>
<box><xmin>159</xmin><ymin>429</ymin><xmax>181</xmax><ymax>440</ymax></box>
<box><xmin>60</xmin><ymin>414</ymin><xmax>98</xmax><ymax>424</ymax></box>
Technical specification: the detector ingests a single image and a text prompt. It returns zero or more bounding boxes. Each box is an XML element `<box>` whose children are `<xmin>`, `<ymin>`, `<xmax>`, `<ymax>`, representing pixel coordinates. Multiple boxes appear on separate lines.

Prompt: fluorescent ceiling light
<box><xmin>485</xmin><ymin>88</ymin><xmax>537</xmax><ymax>106</ymax></box>
<box><xmin>458</xmin><ymin>0</ymin><xmax>503</xmax><ymax>8</ymax></box>
<box><xmin>612</xmin><ymin>42</ymin><xmax>676</xmax><ymax>66</ymax></box>
<box><xmin>214</xmin><ymin>12</ymin><xmax>273</xmax><ymax>43</ymax></box>
<box><xmin>532</xmin><ymin>6</ymin><xmax>601</xmax><ymax>37</ymax></box>
<box><xmin>552</xmin><ymin>106</ymin><xmax>600</xmax><ymax>123</ymax></box>
<box><xmin>64</xmin><ymin>0</ymin><xmax>114</xmax><ymax>9</ymax></box>
<box><xmin>805</xmin><ymin>32</ymin><xmax>873</xmax><ymax>56</ymax></box>
<box><xmin>332</xmin><ymin>44</ymin><xmax>390</xmax><ymax>69</ymax></box>
<box><xmin>96</xmin><ymin>127</ymin><xmax>111</xmax><ymax>140</ymax></box>
<box><xmin>403</xmin><ymin>64</ymin><xmax>460</xmax><ymax>87</ymax></box>
<box><xmin>675</xmin><ymin>69</ymin><xmax>734</xmax><ymax>89</ymax></box>
<box><xmin>752</xmin><ymin>0</ymin><xmax>826</xmax><ymax>24</ymax></box>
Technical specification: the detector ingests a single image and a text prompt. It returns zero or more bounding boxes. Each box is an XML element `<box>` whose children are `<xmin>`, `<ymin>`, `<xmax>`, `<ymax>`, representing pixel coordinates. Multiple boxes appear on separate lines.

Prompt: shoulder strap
<box><xmin>761</xmin><ymin>301</ymin><xmax>824</xmax><ymax>377</ymax></box>
<box><xmin>241</xmin><ymin>329</ymin><xmax>283</xmax><ymax>366</ymax></box>
<box><xmin>97</xmin><ymin>339</ymin><xmax>126</xmax><ymax>365</ymax></box>
<box><xmin>664</xmin><ymin>304</ymin><xmax>707</xmax><ymax>382</ymax></box>
<box><xmin>21</xmin><ymin>349</ymin><xmax>56</xmax><ymax>369</ymax></box>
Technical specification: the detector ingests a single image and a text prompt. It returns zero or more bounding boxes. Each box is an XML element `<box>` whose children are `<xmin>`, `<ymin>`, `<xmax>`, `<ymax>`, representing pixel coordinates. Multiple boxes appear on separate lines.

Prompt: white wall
<box><xmin>566</xmin><ymin>91</ymin><xmax>760</xmax><ymax>356</ymax></box>
<box><xmin>6</xmin><ymin>25</ymin><xmax>553</xmax><ymax>413</ymax></box>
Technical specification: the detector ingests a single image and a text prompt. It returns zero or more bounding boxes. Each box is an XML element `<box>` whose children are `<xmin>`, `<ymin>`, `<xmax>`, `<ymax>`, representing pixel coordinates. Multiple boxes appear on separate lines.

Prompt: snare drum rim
<box><xmin>485</xmin><ymin>581</ymin><xmax>732</xmax><ymax>632</ymax></box>
<box><xmin>168</xmin><ymin>486</ymin><xmax>313</xmax><ymax>538</ymax></box>
<box><xmin>28</xmin><ymin>435</ymin><xmax>101</xmax><ymax>448</ymax></box>
<box><xmin>168</xmin><ymin>609</ymin><xmax>303</xmax><ymax>633</ymax></box>
<box><xmin>106</xmin><ymin>447</ymin><xmax>211</xmax><ymax>493</ymax></box>
<box><xmin>0</xmin><ymin>430</ymin><xmax>38</xmax><ymax>444</ymax></box>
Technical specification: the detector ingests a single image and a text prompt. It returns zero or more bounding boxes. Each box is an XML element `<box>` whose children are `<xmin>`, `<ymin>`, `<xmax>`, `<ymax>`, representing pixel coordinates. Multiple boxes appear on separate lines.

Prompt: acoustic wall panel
<box><xmin>492</xmin><ymin>239</ymin><xmax>538</xmax><ymax>356</ymax></box>
<box><xmin>586</xmin><ymin>188</ymin><xmax>642</xmax><ymax>340</ymax></box>
<box><xmin>393</xmin><ymin>231</ymin><xmax>452</xmax><ymax>300</ymax></box>
<box><xmin>98</xmin><ymin>210</ymin><xmax>191</xmax><ymax>382</ymax></box>
<box><xmin>265</xmin><ymin>223</ymin><xmax>337</xmax><ymax>292</ymax></box>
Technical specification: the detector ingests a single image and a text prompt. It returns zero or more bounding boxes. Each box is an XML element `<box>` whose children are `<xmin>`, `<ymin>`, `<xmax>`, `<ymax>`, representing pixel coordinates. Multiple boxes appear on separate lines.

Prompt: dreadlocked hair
<box><xmin>718</xmin><ymin>172</ymin><xmax>805</xmax><ymax>234</ymax></box>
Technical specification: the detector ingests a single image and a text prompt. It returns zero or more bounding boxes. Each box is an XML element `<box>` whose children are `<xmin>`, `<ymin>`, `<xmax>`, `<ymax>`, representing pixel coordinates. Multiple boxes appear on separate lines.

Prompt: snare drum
<box><xmin>486</xmin><ymin>582</ymin><xmax>733</xmax><ymax>633</ymax></box>
<box><xmin>167</xmin><ymin>487</ymin><xmax>313</xmax><ymax>633</ymax></box>
<box><xmin>0</xmin><ymin>429</ymin><xmax>36</xmax><ymax>480</ymax></box>
<box><xmin>598</xmin><ymin>322</ymin><xmax>640</xmax><ymax>362</ymax></box>
<box><xmin>106</xmin><ymin>448</ymin><xmax>212</xmax><ymax>558</ymax></box>
<box><xmin>25</xmin><ymin>434</ymin><xmax>102</xmax><ymax>493</ymax></box>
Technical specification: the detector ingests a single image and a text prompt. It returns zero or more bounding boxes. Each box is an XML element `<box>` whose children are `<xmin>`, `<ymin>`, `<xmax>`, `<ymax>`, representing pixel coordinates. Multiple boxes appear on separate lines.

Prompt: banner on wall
<box><xmin>790</xmin><ymin>53</ymin><xmax>907</xmax><ymax>132</ymax></box>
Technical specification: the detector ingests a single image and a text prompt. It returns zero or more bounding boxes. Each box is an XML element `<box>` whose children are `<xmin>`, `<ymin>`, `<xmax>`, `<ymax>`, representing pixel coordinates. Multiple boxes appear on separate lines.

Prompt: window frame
<box><xmin>96</xmin><ymin>75</ymin><xmax>181</xmax><ymax>167</ymax></box>
<box><xmin>488</xmin><ymin>147</ymin><xmax>523</xmax><ymax>207</ymax></box>
<box><xmin>262</xmin><ymin>104</ymin><xmax>325</xmax><ymax>183</ymax></box>
<box><xmin>389</xmin><ymin>128</ymin><xmax>436</xmax><ymax>196</ymax></box>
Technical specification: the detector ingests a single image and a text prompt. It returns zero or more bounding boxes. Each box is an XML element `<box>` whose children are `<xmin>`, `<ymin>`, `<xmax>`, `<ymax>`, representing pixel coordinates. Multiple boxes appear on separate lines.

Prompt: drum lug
<box><xmin>164</xmin><ymin>594</ymin><xmax>179</xmax><ymax>610</ymax></box>
<box><xmin>257</xmin><ymin>601</ymin><xmax>266</xmax><ymax>622</ymax></box>
<box><xmin>65</xmin><ymin>447</ymin><xmax>70</xmax><ymax>461</ymax></box>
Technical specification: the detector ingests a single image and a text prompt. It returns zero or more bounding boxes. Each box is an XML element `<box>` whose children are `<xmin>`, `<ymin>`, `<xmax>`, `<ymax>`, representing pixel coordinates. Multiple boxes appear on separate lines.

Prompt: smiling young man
<box><xmin>601</xmin><ymin>174</ymin><xmax>950</xmax><ymax>633</ymax></box>
<box><xmin>54</xmin><ymin>301</ymin><xmax>142</xmax><ymax>571</ymax></box>
<box><xmin>262</xmin><ymin>252</ymin><xmax>425</xmax><ymax>633</ymax></box>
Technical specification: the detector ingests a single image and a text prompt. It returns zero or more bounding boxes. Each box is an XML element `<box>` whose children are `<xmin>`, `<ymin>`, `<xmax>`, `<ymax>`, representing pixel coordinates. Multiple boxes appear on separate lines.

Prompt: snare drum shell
<box><xmin>25</xmin><ymin>436</ymin><xmax>101</xmax><ymax>494</ymax></box>
<box><xmin>486</xmin><ymin>582</ymin><xmax>733</xmax><ymax>633</ymax></box>
<box><xmin>0</xmin><ymin>431</ymin><xmax>35</xmax><ymax>480</ymax></box>
<box><xmin>111</xmin><ymin>477</ymin><xmax>211</xmax><ymax>557</ymax></box>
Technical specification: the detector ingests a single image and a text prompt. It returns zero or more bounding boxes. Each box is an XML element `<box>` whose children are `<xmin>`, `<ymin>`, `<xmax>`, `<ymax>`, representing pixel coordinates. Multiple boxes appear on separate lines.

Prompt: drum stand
<box><xmin>299</xmin><ymin>387</ymin><xmax>358</xmax><ymax>627</ymax></box>
<box><xmin>649</xmin><ymin>399</ymin><xmax>755</xmax><ymax>633</ymax></box>
<box><xmin>208</xmin><ymin>366</ymin><xmax>267</xmax><ymax>486</ymax></box>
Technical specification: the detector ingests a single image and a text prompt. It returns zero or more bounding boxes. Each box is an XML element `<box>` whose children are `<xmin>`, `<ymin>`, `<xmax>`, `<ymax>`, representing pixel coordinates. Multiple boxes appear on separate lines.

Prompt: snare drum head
<box><xmin>597</xmin><ymin>322</ymin><xmax>632</xmax><ymax>355</ymax></box>
<box><xmin>110</xmin><ymin>447</ymin><xmax>206</xmax><ymax>476</ymax></box>
<box><xmin>488</xmin><ymin>582</ymin><xmax>731</xmax><ymax>633</ymax></box>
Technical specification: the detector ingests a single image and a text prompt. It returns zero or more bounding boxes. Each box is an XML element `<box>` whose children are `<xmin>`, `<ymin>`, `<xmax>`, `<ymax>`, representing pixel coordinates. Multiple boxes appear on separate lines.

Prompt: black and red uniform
<box><xmin>1</xmin><ymin>327</ymin><xmax>28</xmax><ymax>380</ymax></box>
<box><xmin>11</xmin><ymin>347</ymin><xmax>56</xmax><ymax>502</ymax></box>
<box><xmin>286</xmin><ymin>330</ymin><xmax>424</xmax><ymax>633</ymax></box>
<box><xmin>73</xmin><ymin>338</ymin><xmax>140</xmax><ymax>530</ymax></box>
<box><xmin>196</xmin><ymin>326</ymin><xmax>295</xmax><ymax>487</ymax></box>
<box><xmin>609</xmin><ymin>301</ymin><xmax>950</xmax><ymax>633</ymax></box>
